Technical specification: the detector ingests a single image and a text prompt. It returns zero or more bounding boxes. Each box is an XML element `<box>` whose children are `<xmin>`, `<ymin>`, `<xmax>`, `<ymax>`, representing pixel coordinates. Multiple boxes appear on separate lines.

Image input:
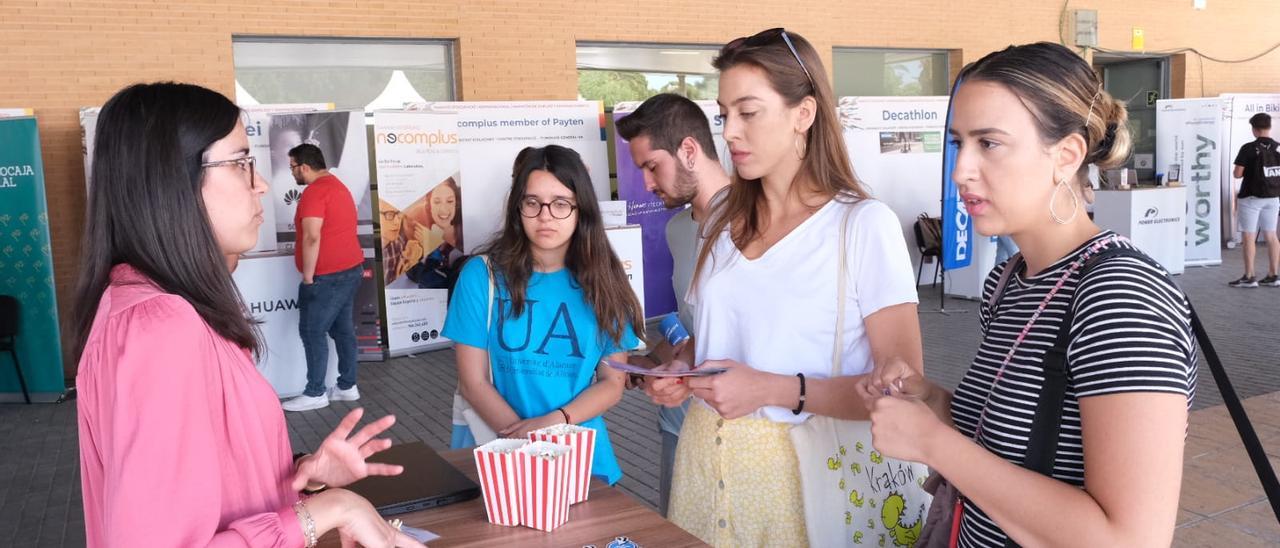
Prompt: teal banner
<box><xmin>0</xmin><ymin>116</ymin><xmax>64</xmax><ymax>400</ymax></box>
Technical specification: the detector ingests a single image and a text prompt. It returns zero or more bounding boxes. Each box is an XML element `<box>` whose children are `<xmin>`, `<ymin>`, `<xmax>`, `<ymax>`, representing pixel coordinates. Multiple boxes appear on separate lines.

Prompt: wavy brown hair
<box><xmin>478</xmin><ymin>145</ymin><xmax>643</xmax><ymax>346</ymax></box>
<box><xmin>694</xmin><ymin>28</ymin><xmax>869</xmax><ymax>285</ymax></box>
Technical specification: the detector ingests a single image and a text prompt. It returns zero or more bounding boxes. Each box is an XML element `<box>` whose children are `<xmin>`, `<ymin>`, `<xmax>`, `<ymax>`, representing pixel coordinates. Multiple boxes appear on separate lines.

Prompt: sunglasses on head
<box><xmin>724</xmin><ymin>28</ymin><xmax>815</xmax><ymax>89</ymax></box>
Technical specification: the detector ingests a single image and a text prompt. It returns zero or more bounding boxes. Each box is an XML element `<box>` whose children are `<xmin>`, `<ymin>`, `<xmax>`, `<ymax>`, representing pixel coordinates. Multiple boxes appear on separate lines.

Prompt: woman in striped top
<box><xmin>864</xmin><ymin>42</ymin><xmax>1197</xmax><ymax>547</ymax></box>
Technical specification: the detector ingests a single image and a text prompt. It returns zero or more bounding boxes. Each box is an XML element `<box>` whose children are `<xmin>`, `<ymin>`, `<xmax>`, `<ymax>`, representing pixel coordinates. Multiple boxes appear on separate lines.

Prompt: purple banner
<box><xmin>614</xmin><ymin>112</ymin><xmax>679</xmax><ymax>318</ymax></box>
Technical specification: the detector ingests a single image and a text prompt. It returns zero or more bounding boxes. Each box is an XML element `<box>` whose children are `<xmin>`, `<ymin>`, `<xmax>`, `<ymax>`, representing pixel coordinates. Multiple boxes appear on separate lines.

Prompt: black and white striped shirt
<box><xmin>951</xmin><ymin>231</ymin><xmax>1197</xmax><ymax>547</ymax></box>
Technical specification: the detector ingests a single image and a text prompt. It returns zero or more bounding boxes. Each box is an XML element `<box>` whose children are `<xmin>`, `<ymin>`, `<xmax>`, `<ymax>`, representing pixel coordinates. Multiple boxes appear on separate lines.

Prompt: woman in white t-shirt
<box><xmin>641</xmin><ymin>28</ymin><xmax>930</xmax><ymax>547</ymax></box>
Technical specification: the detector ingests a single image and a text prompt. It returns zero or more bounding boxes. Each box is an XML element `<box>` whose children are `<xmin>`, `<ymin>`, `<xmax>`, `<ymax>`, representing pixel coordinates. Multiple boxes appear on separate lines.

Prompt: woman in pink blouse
<box><xmin>71</xmin><ymin>82</ymin><xmax>426</xmax><ymax>548</ymax></box>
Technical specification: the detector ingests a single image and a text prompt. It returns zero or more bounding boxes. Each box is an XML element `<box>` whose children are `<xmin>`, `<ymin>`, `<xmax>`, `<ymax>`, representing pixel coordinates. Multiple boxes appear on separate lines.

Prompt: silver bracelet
<box><xmin>293</xmin><ymin>500</ymin><xmax>318</xmax><ymax>548</ymax></box>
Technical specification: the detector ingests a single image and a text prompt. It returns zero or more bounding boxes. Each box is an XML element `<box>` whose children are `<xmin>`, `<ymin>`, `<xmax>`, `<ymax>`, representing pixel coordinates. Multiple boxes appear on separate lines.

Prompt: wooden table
<box><xmin>318</xmin><ymin>449</ymin><xmax>708</xmax><ymax>547</ymax></box>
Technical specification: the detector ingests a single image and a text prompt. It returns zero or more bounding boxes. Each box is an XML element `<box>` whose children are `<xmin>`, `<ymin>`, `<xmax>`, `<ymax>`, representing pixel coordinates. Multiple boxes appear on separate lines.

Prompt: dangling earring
<box><xmin>794</xmin><ymin>132</ymin><xmax>807</xmax><ymax>160</ymax></box>
<box><xmin>1049</xmin><ymin>177</ymin><xmax>1080</xmax><ymax>225</ymax></box>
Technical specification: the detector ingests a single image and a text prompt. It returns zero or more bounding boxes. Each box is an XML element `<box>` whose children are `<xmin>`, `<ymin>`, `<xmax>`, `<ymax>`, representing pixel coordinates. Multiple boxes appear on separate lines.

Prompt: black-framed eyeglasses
<box><xmin>201</xmin><ymin>156</ymin><xmax>257</xmax><ymax>187</ymax></box>
<box><xmin>380</xmin><ymin>210</ymin><xmax>400</xmax><ymax>221</ymax></box>
<box><xmin>724</xmin><ymin>27</ymin><xmax>815</xmax><ymax>90</ymax></box>
<box><xmin>519</xmin><ymin>197</ymin><xmax>577</xmax><ymax>219</ymax></box>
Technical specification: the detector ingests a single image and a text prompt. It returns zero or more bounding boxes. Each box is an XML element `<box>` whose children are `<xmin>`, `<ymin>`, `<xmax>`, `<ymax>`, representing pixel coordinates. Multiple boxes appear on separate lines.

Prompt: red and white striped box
<box><xmin>515</xmin><ymin>441</ymin><xmax>573</xmax><ymax>533</ymax></box>
<box><xmin>473</xmin><ymin>438</ymin><xmax>529</xmax><ymax>527</ymax></box>
<box><xmin>528</xmin><ymin>424</ymin><xmax>596</xmax><ymax>504</ymax></box>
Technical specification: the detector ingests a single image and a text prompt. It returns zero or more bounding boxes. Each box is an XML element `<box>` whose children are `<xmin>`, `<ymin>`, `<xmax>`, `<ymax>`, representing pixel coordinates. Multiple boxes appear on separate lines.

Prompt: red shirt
<box><xmin>294</xmin><ymin>174</ymin><xmax>364</xmax><ymax>275</ymax></box>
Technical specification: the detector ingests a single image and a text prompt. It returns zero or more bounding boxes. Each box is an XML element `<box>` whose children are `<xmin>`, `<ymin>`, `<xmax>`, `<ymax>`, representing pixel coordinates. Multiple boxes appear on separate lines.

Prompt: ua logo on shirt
<box><xmin>495</xmin><ymin>299</ymin><xmax>585</xmax><ymax>358</ymax></box>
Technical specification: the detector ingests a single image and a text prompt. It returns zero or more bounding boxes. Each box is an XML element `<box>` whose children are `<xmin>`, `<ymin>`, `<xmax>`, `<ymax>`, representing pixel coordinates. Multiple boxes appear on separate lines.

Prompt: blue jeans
<box><xmin>298</xmin><ymin>264</ymin><xmax>363</xmax><ymax>397</ymax></box>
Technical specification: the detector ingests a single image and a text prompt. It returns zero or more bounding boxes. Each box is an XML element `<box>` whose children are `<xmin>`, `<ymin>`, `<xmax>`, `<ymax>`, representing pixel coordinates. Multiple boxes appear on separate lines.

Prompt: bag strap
<box><xmin>832</xmin><ymin>200</ymin><xmax>863</xmax><ymax>376</ymax></box>
<box><xmin>1021</xmin><ymin>246</ymin><xmax>1280</xmax><ymax>526</ymax></box>
<box><xmin>480</xmin><ymin>255</ymin><xmax>495</xmax><ymax>384</ymax></box>
<box><xmin>986</xmin><ymin>253</ymin><xmax>1023</xmax><ymax>314</ymax></box>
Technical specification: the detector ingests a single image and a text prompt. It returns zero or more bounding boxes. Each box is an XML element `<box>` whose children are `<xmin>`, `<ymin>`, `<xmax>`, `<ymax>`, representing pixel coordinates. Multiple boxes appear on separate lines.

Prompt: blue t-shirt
<box><xmin>442</xmin><ymin>257</ymin><xmax>638</xmax><ymax>485</ymax></box>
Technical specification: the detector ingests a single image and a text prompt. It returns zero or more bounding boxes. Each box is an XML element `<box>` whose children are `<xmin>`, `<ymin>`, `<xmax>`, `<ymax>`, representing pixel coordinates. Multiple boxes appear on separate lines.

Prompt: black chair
<box><xmin>0</xmin><ymin>295</ymin><xmax>31</xmax><ymax>404</ymax></box>
<box><xmin>913</xmin><ymin>214</ymin><xmax>943</xmax><ymax>287</ymax></box>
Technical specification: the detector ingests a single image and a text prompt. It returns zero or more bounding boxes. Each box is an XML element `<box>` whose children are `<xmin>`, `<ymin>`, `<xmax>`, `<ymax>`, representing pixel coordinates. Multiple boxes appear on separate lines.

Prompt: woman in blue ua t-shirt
<box><xmin>443</xmin><ymin>145</ymin><xmax>643</xmax><ymax>485</ymax></box>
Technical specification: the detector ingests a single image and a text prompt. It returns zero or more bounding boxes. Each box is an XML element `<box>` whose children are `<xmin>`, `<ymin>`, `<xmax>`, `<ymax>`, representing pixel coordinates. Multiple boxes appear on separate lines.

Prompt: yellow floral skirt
<box><xmin>669</xmin><ymin>403</ymin><xmax>808</xmax><ymax>547</ymax></box>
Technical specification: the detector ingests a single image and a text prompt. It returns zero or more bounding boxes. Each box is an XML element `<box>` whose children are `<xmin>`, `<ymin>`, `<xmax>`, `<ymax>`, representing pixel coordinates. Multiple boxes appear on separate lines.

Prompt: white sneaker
<box><xmin>281</xmin><ymin>393</ymin><xmax>329</xmax><ymax>412</ymax></box>
<box><xmin>329</xmin><ymin>385</ymin><xmax>360</xmax><ymax>402</ymax></box>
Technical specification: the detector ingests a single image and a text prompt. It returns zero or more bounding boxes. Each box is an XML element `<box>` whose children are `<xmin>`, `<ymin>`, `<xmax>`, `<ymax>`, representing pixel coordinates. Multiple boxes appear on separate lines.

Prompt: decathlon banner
<box><xmin>938</xmin><ymin>80</ymin><xmax>972</xmax><ymax>270</ymax></box>
<box><xmin>0</xmin><ymin>116</ymin><xmax>64</xmax><ymax>401</ymax></box>
<box><xmin>1156</xmin><ymin>98</ymin><xmax>1222</xmax><ymax>266</ymax></box>
<box><xmin>839</xmin><ymin>96</ymin><xmax>948</xmax><ymax>280</ymax></box>
<box><xmin>612</xmin><ymin>100</ymin><xmax>728</xmax><ymax>318</ymax></box>
<box><xmin>373</xmin><ymin>110</ymin><xmax>460</xmax><ymax>355</ymax></box>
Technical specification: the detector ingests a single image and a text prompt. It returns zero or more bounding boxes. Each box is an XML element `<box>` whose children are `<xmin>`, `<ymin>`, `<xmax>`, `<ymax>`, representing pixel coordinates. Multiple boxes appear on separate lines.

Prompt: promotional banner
<box><xmin>605</xmin><ymin>225</ymin><xmax>646</xmax><ymax>319</ymax></box>
<box><xmin>267</xmin><ymin>109</ymin><xmax>382</xmax><ymax>360</ymax></box>
<box><xmin>0</xmin><ymin>116</ymin><xmax>64</xmax><ymax>401</ymax></box>
<box><xmin>612</xmin><ymin>100</ymin><xmax>729</xmax><ymax>318</ymax></box>
<box><xmin>241</xmin><ymin>103</ymin><xmax>332</xmax><ymax>253</ymax></box>
<box><xmin>1219</xmin><ymin>94</ymin><xmax>1280</xmax><ymax>242</ymax></box>
<box><xmin>79</xmin><ymin>107</ymin><xmax>99</xmax><ymax>192</ymax></box>
<box><xmin>232</xmin><ymin>254</ymin><xmax>340</xmax><ymax>397</ymax></box>
<box><xmin>0</xmin><ymin>108</ymin><xmax>33</xmax><ymax>118</ymax></box>
<box><xmin>412</xmin><ymin>101</ymin><xmax>608</xmax><ymax>253</ymax></box>
<box><xmin>1156</xmin><ymin>98</ymin><xmax>1223</xmax><ymax>266</ymax></box>
<box><xmin>373</xmin><ymin>110</ymin><xmax>460</xmax><ymax>355</ymax></box>
<box><xmin>937</xmin><ymin>81</ymin><xmax>973</xmax><ymax>271</ymax></box>
<box><xmin>839</xmin><ymin>96</ymin><xmax>947</xmax><ymax>280</ymax></box>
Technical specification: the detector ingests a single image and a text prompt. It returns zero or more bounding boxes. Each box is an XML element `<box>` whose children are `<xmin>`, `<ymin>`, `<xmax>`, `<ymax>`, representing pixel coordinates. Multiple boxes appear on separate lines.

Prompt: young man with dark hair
<box><xmin>616</xmin><ymin>93</ymin><xmax>730</xmax><ymax>516</ymax></box>
<box><xmin>1230</xmin><ymin>113</ymin><xmax>1280</xmax><ymax>287</ymax></box>
<box><xmin>282</xmin><ymin>143</ymin><xmax>366</xmax><ymax>411</ymax></box>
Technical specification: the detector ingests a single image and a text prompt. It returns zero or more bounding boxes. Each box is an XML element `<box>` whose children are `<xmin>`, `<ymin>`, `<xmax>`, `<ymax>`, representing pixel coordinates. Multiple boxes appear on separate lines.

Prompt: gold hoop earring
<box><xmin>1049</xmin><ymin>177</ymin><xmax>1080</xmax><ymax>225</ymax></box>
<box><xmin>794</xmin><ymin>133</ymin><xmax>807</xmax><ymax>160</ymax></box>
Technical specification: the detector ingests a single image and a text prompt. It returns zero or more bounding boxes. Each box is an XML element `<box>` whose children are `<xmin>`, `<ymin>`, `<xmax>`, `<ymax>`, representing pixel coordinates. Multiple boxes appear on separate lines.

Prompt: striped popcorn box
<box><xmin>473</xmin><ymin>438</ymin><xmax>530</xmax><ymax>527</ymax></box>
<box><xmin>516</xmin><ymin>441</ymin><xmax>573</xmax><ymax>533</ymax></box>
<box><xmin>529</xmin><ymin>423</ymin><xmax>596</xmax><ymax>504</ymax></box>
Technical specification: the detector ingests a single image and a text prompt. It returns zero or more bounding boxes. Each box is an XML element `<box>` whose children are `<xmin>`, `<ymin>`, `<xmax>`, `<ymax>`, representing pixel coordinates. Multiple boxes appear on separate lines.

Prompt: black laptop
<box><xmin>345</xmin><ymin>442</ymin><xmax>481</xmax><ymax>516</ymax></box>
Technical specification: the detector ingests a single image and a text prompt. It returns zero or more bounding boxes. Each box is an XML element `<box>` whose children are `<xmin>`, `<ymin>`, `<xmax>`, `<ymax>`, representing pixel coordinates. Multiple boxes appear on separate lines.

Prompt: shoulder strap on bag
<box><xmin>1022</xmin><ymin>246</ymin><xmax>1280</xmax><ymax>527</ymax></box>
<box><xmin>480</xmin><ymin>255</ymin><xmax>495</xmax><ymax>383</ymax></box>
<box><xmin>832</xmin><ymin>200</ymin><xmax>863</xmax><ymax>376</ymax></box>
<box><xmin>987</xmin><ymin>253</ymin><xmax>1023</xmax><ymax>313</ymax></box>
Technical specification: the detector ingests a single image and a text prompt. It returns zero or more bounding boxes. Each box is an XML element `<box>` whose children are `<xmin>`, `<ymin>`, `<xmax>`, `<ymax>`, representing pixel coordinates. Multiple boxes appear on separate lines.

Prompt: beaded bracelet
<box><xmin>294</xmin><ymin>500</ymin><xmax>318</xmax><ymax>548</ymax></box>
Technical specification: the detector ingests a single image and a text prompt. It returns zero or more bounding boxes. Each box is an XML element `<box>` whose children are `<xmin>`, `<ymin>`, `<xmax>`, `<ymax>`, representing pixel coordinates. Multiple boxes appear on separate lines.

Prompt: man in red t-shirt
<box><xmin>281</xmin><ymin>144</ymin><xmax>366</xmax><ymax>412</ymax></box>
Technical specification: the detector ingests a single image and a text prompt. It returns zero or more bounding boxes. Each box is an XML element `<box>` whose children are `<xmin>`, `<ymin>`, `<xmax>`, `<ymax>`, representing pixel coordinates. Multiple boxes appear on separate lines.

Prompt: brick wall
<box><xmin>1</xmin><ymin>0</ymin><xmax>1276</xmax><ymax>377</ymax></box>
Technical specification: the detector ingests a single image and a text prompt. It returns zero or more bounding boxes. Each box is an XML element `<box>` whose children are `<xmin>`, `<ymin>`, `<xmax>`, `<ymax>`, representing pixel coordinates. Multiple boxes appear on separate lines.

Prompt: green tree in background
<box><xmin>578</xmin><ymin>70</ymin><xmax>653</xmax><ymax>108</ymax></box>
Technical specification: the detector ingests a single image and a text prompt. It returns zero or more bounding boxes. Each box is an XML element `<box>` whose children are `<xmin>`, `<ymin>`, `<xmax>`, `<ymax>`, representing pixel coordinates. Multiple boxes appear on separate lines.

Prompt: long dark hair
<box><xmin>695</xmin><ymin>28</ymin><xmax>869</xmax><ymax>285</ymax></box>
<box><xmin>479</xmin><ymin>145</ymin><xmax>642</xmax><ymax>345</ymax></box>
<box><xmin>71</xmin><ymin>82</ymin><xmax>260</xmax><ymax>359</ymax></box>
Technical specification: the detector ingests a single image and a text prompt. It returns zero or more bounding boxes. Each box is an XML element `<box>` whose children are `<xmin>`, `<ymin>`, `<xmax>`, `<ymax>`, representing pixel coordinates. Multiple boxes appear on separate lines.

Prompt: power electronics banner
<box><xmin>1219</xmin><ymin>94</ymin><xmax>1280</xmax><ymax>242</ymax></box>
<box><xmin>1156</xmin><ymin>98</ymin><xmax>1222</xmax><ymax>266</ymax></box>
<box><xmin>266</xmin><ymin>109</ymin><xmax>382</xmax><ymax>360</ymax></box>
<box><xmin>839</xmin><ymin>96</ymin><xmax>948</xmax><ymax>279</ymax></box>
<box><xmin>411</xmin><ymin>101</ymin><xmax>609</xmax><ymax>253</ymax></box>
<box><xmin>373</xmin><ymin>110</ymin><xmax>460</xmax><ymax>355</ymax></box>
<box><xmin>612</xmin><ymin>100</ymin><xmax>729</xmax><ymax>318</ymax></box>
<box><xmin>0</xmin><ymin>116</ymin><xmax>64</xmax><ymax>401</ymax></box>
<box><xmin>241</xmin><ymin>103</ymin><xmax>332</xmax><ymax>253</ymax></box>
<box><xmin>937</xmin><ymin>81</ymin><xmax>973</xmax><ymax>271</ymax></box>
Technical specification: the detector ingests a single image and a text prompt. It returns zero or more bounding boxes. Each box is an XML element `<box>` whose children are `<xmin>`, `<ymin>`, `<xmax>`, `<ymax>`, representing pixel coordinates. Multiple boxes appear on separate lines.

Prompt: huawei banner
<box><xmin>0</xmin><ymin>116</ymin><xmax>64</xmax><ymax>401</ymax></box>
<box><xmin>373</xmin><ymin>110</ymin><xmax>461</xmax><ymax>355</ymax></box>
<box><xmin>1156</xmin><ymin>98</ymin><xmax>1223</xmax><ymax>266</ymax></box>
<box><xmin>240</xmin><ymin>103</ymin><xmax>332</xmax><ymax>253</ymax></box>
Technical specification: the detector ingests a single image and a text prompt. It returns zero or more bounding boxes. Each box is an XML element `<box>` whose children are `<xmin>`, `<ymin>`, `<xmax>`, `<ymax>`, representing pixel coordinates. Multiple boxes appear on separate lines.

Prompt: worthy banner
<box><xmin>373</xmin><ymin>110</ymin><xmax>460</xmax><ymax>355</ymax></box>
<box><xmin>612</xmin><ymin>100</ymin><xmax>728</xmax><ymax>318</ymax></box>
<box><xmin>0</xmin><ymin>116</ymin><xmax>64</xmax><ymax>401</ymax></box>
<box><xmin>1156</xmin><ymin>98</ymin><xmax>1222</xmax><ymax>266</ymax></box>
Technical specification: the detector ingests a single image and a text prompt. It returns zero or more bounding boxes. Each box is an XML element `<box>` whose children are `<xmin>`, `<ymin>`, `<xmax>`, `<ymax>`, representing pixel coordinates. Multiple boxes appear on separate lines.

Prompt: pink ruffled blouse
<box><xmin>77</xmin><ymin>264</ymin><xmax>305</xmax><ymax>547</ymax></box>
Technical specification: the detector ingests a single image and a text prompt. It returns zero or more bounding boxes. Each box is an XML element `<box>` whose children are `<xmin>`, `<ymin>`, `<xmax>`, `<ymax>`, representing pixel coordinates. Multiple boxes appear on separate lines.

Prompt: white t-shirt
<box><xmin>688</xmin><ymin>197</ymin><xmax>918</xmax><ymax>424</ymax></box>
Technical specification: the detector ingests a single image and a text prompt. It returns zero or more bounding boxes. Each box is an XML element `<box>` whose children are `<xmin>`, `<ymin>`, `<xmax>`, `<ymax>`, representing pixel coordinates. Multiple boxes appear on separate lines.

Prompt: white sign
<box><xmin>0</xmin><ymin>108</ymin><xmax>32</xmax><ymax>118</ymax></box>
<box><xmin>232</xmin><ymin>254</ymin><xmax>339</xmax><ymax>397</ymax></box>
<box><xmin>605</xmin><ymin>225</ymin><xmax>646</xmax><ymax>319</ymax></box>
<box><xmin>79</xmin><ymin>107</ymin><xmax>99</xmax><ymax>192</ymax></box>
<box><xmin>373</xmin><ymin>110</ymin><xmax>461</xmax><ymax>355</ymax></box>
<box><xmin>1219</xmin><ymin>94</ymin><xmax>1280</xmax><ymax>242</ymax></box>
<box><xmin>1156</xmin><ymin>98</ymin><xmax>1222</xmax><ymax>266</ymax></box>
<box><xmin>599</xmin><ymin>200</ymin><xmax>627</xmax><ymax>227</ymax></box>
